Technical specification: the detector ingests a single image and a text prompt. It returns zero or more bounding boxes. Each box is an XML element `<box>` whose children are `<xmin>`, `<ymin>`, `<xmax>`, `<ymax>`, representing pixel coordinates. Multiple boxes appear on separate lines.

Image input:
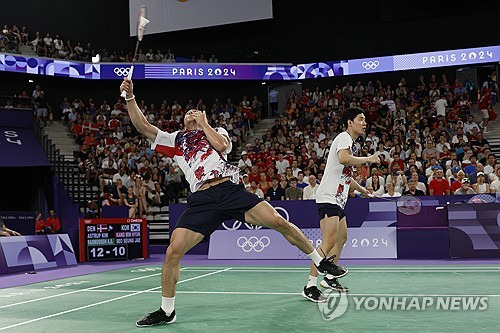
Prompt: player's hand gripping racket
<box><xmin>368</xmin><ymin>194</ymin><xmax>422</xmax><ymax>215</ymax></box>
<box><xmin>120</xmin><ymin>5</ymin><xmax>150</xmax><ymax>98</ymax></box>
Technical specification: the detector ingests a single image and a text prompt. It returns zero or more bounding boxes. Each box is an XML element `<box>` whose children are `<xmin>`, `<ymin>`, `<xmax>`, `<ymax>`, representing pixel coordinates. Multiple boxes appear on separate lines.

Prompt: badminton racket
<box><xmin>120</xmin><ymin>5</ymin><xmax>150</xmax><ymax>98</ymax></box>
<box><xmin>368</xmin><ymin>194</ymin><xmax>422</xmax><ymax>215</ymax></box>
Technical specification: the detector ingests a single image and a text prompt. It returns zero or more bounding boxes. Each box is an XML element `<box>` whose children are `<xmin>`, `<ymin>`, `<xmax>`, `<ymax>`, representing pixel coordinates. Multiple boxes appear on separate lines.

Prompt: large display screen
<box><xmin>1</xmin><ymin>45</ymin><xmax>498</xmax><ymax>80</ymax></box>
<box><xmin>79</xmin><ymin>218</ymin><xmax>148</xmax><ymax>262</ymax></box>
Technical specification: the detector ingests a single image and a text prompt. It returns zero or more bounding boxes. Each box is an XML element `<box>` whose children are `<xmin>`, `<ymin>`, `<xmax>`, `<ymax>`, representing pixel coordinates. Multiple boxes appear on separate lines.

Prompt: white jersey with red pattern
<box><xmin>152</xmin><ymin>127</ymin><xmax>239</xmax><ymax>192</ymax></box>
<box><xmin>315</xmin><ymin>131</ymin><xmax>356</xmax><ymax>209</ymax></box>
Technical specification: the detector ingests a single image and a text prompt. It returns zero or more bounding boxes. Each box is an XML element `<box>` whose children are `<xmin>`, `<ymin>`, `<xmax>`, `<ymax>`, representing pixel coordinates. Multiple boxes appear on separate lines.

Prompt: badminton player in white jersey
<box><xmin>302</xmin><ymin>107</ymin><xmax>379</xmax><ymax>302</ymax></box>
<box><xmin>120</xmin><ymin>79</ymin><xmax>348</xmax><ymax>327</ymax></box>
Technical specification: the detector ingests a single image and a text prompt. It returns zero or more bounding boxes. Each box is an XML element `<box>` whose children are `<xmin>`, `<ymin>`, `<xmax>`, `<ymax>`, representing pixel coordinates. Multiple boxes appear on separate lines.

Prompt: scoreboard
<box><xmin>79</xmin><ymin>218</ymin><xmax>148</xmax><ymax>262</ymax></box>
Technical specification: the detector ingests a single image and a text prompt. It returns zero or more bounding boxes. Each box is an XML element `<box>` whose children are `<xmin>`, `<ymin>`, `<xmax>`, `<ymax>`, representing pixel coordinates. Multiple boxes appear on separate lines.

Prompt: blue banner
<box><xmin>2</xmin><ymin>45</ymin><xmax>498</xmax><ymax>80</ymax></box>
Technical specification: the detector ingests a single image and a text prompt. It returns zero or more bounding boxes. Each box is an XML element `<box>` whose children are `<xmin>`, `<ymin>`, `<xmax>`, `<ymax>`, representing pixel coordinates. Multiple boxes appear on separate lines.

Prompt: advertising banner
<box><xmin>0</xmin><ymin>234</ymin><xmax>77</xmax><ymax>275</ymax></box>
<box><xmin>449</xmin><ymin>203</ymin><xmax>500</xmax><ymax>258</ymax></box>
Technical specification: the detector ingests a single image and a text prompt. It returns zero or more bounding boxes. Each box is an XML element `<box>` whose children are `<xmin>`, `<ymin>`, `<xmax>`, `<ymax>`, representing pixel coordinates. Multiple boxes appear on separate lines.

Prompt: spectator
<box><xmin>266</xmin><ymin>177</ymin><xmax>285</xmax><ymax>201</ymax></box>
<box><xmin>429</xmin><ymin>169</ymin><xmax>450</xmax><ymax>195</ymax></box>
<box><xmin>165</xmin><ymin>166</ymin><xmax>182</xmax><ymax>204</ymax></box>
<box><xmin>238</xmin><ymin>151</ymin><xmax>252</xmax><ymax>168</ymax></box>
<box><xmin>44</xmin><ymin>210</ymin><xmax>61</xmax><ymax>233</ymax></box>
<box><xmin>450</xmin><ymin>170</ymin><xmax>466</xmax><ymax>193</ymax></box>
<box><xmin>285</xmin><ymin>177</ymin><xmax>303</xmax><ymax>200</ymax></box>
<box><xmin>302</xmin><ymin>174</ymin><xmax>318</xmax><ymax>200</ymax></box>
<box><xmin>296</xmin><ymin>171</ymin><xmax>308</xmax><ymax>189</ymax></box>
<box><xmin>366</xmin><ymin>172</ymin><xmax>385</xmax><ymax>196</ymax></box>
<box><xmin>472</xmin><ymin>172</ymin><xmax>490</xmax><ymax>194</ymax></box>
<box><xmin>35</xmin><ymin>211</ymin><xmax>45</xmax><ymax>234</ymax></box>
<box><xmin>463</xmin><ymin>114</ymin><xmax>480</xmax><ymax>134</ymax></box>
<box><xmin>382</xmin><ymin>182</ymin><xmax>401</xmax><ymax>197</ymax></box>
<box><xmin>269</xmin><ymin>87</ymin><xmax>279</xmax><ymax>116</ymax></box>
<box><xmin>403</xmin><ymin>179</ymin><xmax>425</xmax><ymax>196</ymax></box>
<box><xmin>258</xmin><ymin>172</ymin><xmax>272</xmax><ymax>194</ymax></box>
<box><xmin>124</xmin><ymin>187</ymin><xmax>139</xmax><ymax>217</ymax></box>
<box><xmin>454</xmin><ymin>178</ymin><xmax>475</xmax><ymax>195</ymax></box>
<box><xmin>477</xmin><ymin>89</ymin><xmax>492</xmax><ymax>133</ymax></box>
<box><xmin>247</xmin><ymin>180</ymin><xmax>265</xmax><ymax>199</ymax></box>
<box><xmin>109</xmin><ymin>179</ymin><xmax>127</xmax><ymax>205</ymax></box>
<box><xmin>84</xmin><ymin>201</ymin><xmax>99</xmax><ymax>218</ymax></box>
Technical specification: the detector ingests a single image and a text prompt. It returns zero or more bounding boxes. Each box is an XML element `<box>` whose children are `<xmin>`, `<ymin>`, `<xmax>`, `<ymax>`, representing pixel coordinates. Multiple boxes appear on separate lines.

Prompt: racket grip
<box><xmin>120</xmin><ymin>65</ymin><xmax>135</xmax><ymax>98</ymax></box>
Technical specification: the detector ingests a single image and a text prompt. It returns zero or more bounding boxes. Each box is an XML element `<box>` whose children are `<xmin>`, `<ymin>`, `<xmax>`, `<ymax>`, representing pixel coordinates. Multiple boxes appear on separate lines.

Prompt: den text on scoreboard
<box><xmin>79</xmin><ymin>218</ymin><xmax>148</xmax><ymax>262</ymax></box>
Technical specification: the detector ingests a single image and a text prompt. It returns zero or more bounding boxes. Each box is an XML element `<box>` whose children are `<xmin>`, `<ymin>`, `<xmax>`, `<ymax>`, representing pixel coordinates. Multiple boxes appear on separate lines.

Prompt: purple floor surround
<box><xmin>2</xmin><ymin>254</ymin><xmax>500</xmax><ymax>289</ymax></box>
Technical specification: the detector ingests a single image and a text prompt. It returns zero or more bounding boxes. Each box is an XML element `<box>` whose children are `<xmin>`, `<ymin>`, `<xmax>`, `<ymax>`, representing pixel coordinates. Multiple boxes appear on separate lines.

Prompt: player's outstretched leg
<box><xmin>244</xmin><ymin>201</ymin><xmax>348</xmax><ymax>278</ymax></box>
<box><xmin>136</xmin><ymin>228</ymin><xmax>204</xmax><ymax>327</ymax></box>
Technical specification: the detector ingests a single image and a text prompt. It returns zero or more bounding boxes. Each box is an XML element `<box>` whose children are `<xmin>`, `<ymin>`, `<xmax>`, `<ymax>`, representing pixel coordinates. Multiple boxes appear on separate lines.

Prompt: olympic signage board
<box><xmin>208</xmin><ymin>227</ymin><xmax>397</xmax><ymax>260</ymax></box>
<box><xmin>1</xmin><ymin>45</ymin><xmax>498</xmax><ymax>81</ymax></box>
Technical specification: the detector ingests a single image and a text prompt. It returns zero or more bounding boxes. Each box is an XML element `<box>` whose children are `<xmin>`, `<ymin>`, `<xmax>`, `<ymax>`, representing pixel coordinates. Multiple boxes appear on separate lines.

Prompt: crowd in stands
<box><xmin>0</xmin><ymin>24</ymin><xmax>217</xmax><ymax>63</ymax></box>
<box><xmin>240</xmin><ymin>72</ymin><xmax>499</xmax><ymax>201</ymax></box>
<box><xmin>59</xmin><ymin>88</ymin><xmax>262</xmax><ymax>217</ymax></box>
<box><xmin>28</xmin><ymin>70</ymin><xmax>499</xmax><ymax>218</ymax></box>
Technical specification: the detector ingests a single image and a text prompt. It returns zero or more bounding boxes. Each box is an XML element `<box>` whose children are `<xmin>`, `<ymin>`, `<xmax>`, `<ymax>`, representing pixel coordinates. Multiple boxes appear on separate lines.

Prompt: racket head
<box><xmin>136</xmin><ymin>5</ymin><xmax>149</xmax><ymax>41</ymax></box>
<box><xmin>397</xmin><ymin>195</ymin><xmax>422</xmax><ymax>215</ymax></box>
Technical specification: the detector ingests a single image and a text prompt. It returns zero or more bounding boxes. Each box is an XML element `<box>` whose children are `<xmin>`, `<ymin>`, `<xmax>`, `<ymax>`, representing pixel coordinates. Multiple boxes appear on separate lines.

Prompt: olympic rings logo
<box><xmin>361</xmin><ymin>61</ymin><xmax>380</xmax><ymax>70</ymax></box>
<box><xmin>114</xmin><ymin>67</ymin><xmax>132</xmax><ymax>76</ymax></box>
<box><xmin>236</xmin><ymin>236</ymin><xmax>270</xmax><ymax>252</ymax></box>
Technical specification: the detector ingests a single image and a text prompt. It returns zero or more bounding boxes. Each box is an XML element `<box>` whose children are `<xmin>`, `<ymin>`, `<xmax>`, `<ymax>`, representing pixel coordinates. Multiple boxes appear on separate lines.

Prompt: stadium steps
<box><xmin>42</xmin><ymin>121</ymin><xmax>79</xmax><ymax>158</ymax></box>
<box><xmin>481</xmin><ymin>105</ymin><xmax>500</xmax><ymax>157</ymax></box>
<box><xmin>19</xmin><ymin>44</ymin><xmax>36</xmax><ymax>56</ymax></box>
<box><xmin>235</xmin><ymin>118</ymin><xmax>277</xmax><ymax>159</ymax></box>
<box><xmin>42</xmin><ymin>121</ymin><xmax>98</xmax><ymax>204</ymax></box>
<box><xmin>147</xmin><ymin>205</ymin><xmax>170</xmax><ymax>244</ymax></box>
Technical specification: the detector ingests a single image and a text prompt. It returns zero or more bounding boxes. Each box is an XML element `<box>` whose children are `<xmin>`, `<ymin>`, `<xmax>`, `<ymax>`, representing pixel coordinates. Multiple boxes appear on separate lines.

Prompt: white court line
<box><xmin>0</xmin><ymin>268</ymin><xmax>231</xmax><ymax>331</ymax></box>
<box><xmin>182</xmin><ymin>266</ymin><xmax>500</xmax><ymax>270</ymax></box>
<box><xmin>177</xmin><ymin>269</ymin><xmax>500</xmax><ymax>273</ymax></box>
<box><xmin>0</xmin><ymin>267</ymin><xmax>187</xmax><ymax>310</ymax></box>
<box><xmin>82</xmin><ymin>289</ymin><xmax>500</xmax><ymax>297</ymax></box>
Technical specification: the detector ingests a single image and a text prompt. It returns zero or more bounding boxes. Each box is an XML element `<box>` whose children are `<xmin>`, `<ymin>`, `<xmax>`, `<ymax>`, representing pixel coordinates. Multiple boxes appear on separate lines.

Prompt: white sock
<box><xmin>307</xmin><ymin>249</ymin><xmax>323</xmax><ymax>266</ymax></box>
<box><xmin>161</xmin><ymin>296</ymin><xmax>175</xmax><ymax>315</ymax></box>
<box><xmin>306</xmin><ymin>275</ymin><xmax>318</xmax><ymax>288</ymax></box>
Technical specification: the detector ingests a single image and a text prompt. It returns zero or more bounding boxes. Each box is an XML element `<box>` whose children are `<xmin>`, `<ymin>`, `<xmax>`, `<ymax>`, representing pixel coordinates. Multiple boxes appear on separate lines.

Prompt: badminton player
<box><xmin>120</xmin><ymin>78</ymin><xmax>348</xmax><ymax>327</ymax></box>
<box><xmin>302</xmin><ymin>107</ymin><xmax>379</xmax><ymax>302</ymax></box>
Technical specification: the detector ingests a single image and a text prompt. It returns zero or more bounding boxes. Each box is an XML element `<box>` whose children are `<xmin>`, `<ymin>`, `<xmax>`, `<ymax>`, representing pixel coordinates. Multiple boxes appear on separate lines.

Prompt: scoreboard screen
<box><xmin>79</xmin><ymin>218</ymin><xmax>148</xmax><ymax>262</ymax></box>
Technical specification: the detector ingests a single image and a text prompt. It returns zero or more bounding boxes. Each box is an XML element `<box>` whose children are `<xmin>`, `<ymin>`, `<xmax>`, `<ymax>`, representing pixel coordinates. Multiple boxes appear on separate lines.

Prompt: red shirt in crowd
<box><xmin>45</xmin><ymin>217</ymin><xmax>61</xmax><ymax>233</ymax></box>
<box><xmin>478</xmin><ymin>93</ymin><xmax>491</xmax><ymax>110</ymax></box>
<box><xmin>35</xmin><ymin>218</ymin><xmax>45</xmax><ymax>233</ymax></box>
<box><xmin>450</xmin><ymin>180</ymin><xmax>462</xmax><ymax>193</ymax></box>
<box><xmin>429</xmin><ymin>178</ymin><xmax>450</xmax><ymax>195</ymax></box>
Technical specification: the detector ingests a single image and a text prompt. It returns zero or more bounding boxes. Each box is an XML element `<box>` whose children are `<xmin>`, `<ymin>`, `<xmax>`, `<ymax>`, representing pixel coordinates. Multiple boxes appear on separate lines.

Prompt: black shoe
<box><xmin>302</xmin><ymin>286</ymin><xmax>327</xmax><ymax>303</ymax></box>
<box><xmin>315</xmin><ymin>255</ymin><xmax>348</xmax><ymax>278</ymax></box>
<box><xmin>320</xmin><ymin>277</ymin><xmax>350</xmax><ymax>292</ymax></box>
<box><xmin>136</xmin><ymin>308</ymin><xmax>176</xmax><ymax>327</ymax></box>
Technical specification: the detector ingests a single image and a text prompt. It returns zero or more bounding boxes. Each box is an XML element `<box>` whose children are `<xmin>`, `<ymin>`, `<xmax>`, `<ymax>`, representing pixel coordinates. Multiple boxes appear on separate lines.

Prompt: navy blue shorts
<box><xmin>175</xmin><ymin>181</ymin><xmax>263</xmax><ymax>241</ymax></box>
<box><xmin>316</xmin><ymin>203</ymin><xmax>346</xmax><ymax>220</ymax></box>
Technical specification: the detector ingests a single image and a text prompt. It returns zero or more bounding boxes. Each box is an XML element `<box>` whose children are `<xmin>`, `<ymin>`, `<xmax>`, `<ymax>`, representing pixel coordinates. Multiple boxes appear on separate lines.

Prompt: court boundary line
<box><xmin>0</xmin><ymin>268</ymin><xmax>231</xmax><ymax>331</ymax></box>
<box><xmin>0</xmin><ymin>267</ymin><xmax>189</xmax><ymax>309</ymax></box>
<box><xmin>81</xmin><ymin>289</ymin><xmax>500</xmax><ymax>297</ymax></box>
<box><xmin>178</xmin><ymin>269</ymin><xmax>500</xmax><ymax>273</ymax></box>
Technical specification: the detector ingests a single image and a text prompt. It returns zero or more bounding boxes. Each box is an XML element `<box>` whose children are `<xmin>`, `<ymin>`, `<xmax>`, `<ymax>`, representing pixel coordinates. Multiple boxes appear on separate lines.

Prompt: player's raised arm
<box><xmin>120</xmin><ymin>78</ymin><xmax>158</xmax><ymax>142</ymax></box>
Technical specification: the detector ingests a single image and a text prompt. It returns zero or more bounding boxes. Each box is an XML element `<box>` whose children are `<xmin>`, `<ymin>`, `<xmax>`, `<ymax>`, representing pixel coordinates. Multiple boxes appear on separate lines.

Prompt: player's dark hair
<box><xmin>341</xmin><ymin>107</ymin><xmax>365</xmax><ymax>128</ymax></box>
